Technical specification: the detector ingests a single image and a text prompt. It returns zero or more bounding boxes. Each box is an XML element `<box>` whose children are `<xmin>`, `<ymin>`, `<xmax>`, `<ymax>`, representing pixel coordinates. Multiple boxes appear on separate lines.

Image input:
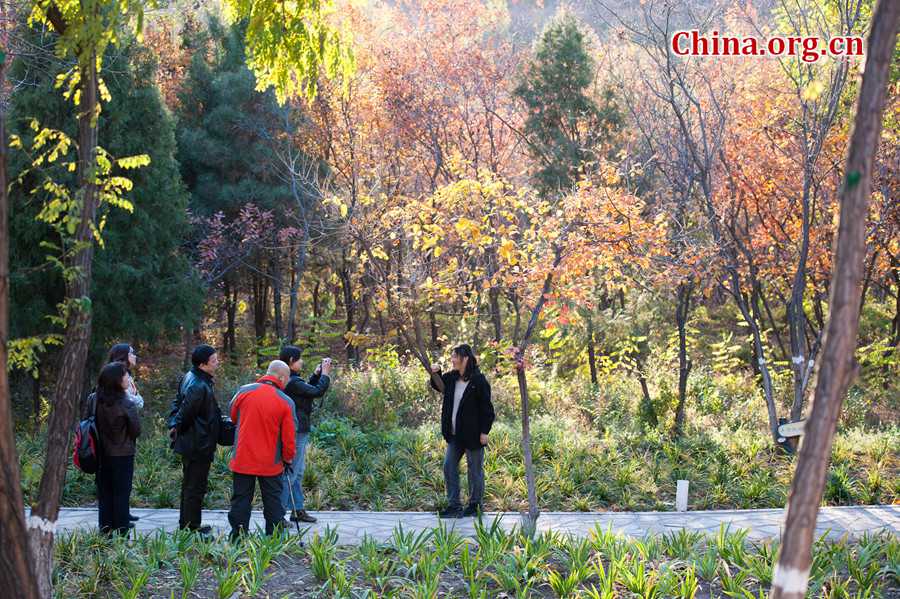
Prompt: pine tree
<box><xmin>8</xmin><ymin>34</ymin><xmax>202</xmax><ymax>364</ymax></box>
<box><xmin>514</xmin><ymin>12</ymin><xmax>621</xmax><ymax>196</ymax></box>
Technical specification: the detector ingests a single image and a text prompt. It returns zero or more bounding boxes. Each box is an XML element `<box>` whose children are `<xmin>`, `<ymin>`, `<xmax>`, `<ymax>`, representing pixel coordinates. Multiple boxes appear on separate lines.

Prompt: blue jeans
<box><xmin>281</xmin><ymin>432</ymin><xmax>309</xmax><ymax>511</ymax></box>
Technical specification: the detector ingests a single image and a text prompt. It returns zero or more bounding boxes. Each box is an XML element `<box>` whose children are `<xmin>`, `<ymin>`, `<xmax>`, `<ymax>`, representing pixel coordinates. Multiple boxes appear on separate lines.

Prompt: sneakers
<box><xmin>290</xmin><ymin>510</ymin><xmax>317</xmax><ymax>523</ymax></box>
<box><xmin>462</xmin><ymin>505</ymin><xmax>481</xmax><ymax>518</ymax></box>
<box><xmin>438</xmin><ymin>507</ymin><xmax>464</xmax><ymax>519</ymax></box>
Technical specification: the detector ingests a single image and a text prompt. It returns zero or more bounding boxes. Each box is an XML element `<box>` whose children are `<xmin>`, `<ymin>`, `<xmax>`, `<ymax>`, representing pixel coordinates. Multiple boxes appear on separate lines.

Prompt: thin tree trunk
<box><xmin>0</xmin><ymin>50</ymin><xmax>41</xmax><ymax>599</ymax></box>
<box><xmin>32</xmin><ymin>371</ymin><xmax>41</xmax><ymax>428</ymax></box>
<box><xmin>673</xmin><ymin>280</ymin><xmax>693</xmax><ymax>438</ymax></box>
<box><xmin>787</xmin><ymin>181</ymin><xmax>811</xmax><ymax>420</ymax></box>
<box><xmin>272</xmin><ymin>254</ymin><xmax>283</xmax><ymax>341</ymax></box>
<box><xmin>223</xmin><ymin>279</ymin><xmax>236</xmax><ymax>356</ymax></box>
<box><xmin>771</xmin><ymin>4</ymin><xmax>899</xmax><ymax>595</ymax></box>
<box><xmin>513</xmin><ymin>246</ymin><xmax>562</xmax><ymax>533</ymax></box>
<box><xmin>287</xmin><ymin>234</ymin><xmax>309</xmax><ymax>343</ymax></box>
<box><xmin>586</xmin><ymin>313</ymin><xmax>598</xmax><ymax>387</ymax></box>
<box><xmin>515</xmin><ymin>366</ymin><xmax>539</xmax><ymax>535</ymax></box>
<box><xmin>313</xmin><ymin>280</ymin><xmax>320</xmax><ymax>319</ymax></box>
<box><xmin>339</xmin><ymin>255</ymin><xmax>358</xmax><ymax>363</ymax></box>
<box><xmin>489</xmin><ymin>286</ymin><xmax>502</xmax><ymax>342</ymax></box>
<box><xmin>886</xmin><ymin>255</ymin><xmax>900</xmax><ymax>355</ymax></box>
<box><xmin>28</xmin><ymin>55</ymin><xmax>101</xmax><ymax>598</ymax></box>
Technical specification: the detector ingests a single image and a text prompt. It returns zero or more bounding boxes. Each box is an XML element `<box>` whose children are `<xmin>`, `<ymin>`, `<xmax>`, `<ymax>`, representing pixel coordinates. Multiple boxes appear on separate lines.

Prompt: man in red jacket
<box><xmin>227</xmin><ymin>360</ymin><xmax>297</xmax><ymax>539</ymax></box>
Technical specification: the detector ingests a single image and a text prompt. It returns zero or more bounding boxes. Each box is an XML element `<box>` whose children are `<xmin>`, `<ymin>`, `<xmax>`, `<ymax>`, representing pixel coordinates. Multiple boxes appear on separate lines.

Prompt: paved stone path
<box><xmin>41</xmin><ymin>505</ymin><xmax>900</xmax><ymax>545</ymax></box>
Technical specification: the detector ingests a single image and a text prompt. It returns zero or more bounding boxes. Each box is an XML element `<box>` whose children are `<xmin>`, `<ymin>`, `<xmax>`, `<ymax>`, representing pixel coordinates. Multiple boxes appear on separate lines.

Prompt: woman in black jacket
<box><xmin>429</xmin><ymin>344</ymin><xmax>495</xmax><ymax>518</ymax></box>
<box><xmin>107</xmin><ymin>342</ymin><xmax>142</xmax><ymax>522</ymax></box>
<box><xmin>93</xmin><ymin>362</ymin><xmax>141</xmax><ymax>535</ymax></box>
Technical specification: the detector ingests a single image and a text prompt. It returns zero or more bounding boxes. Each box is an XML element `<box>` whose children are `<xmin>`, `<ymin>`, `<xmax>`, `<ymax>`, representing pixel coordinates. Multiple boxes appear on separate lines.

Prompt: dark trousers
<box><xmin>444</xmin><ymin>438</ymin><xmax>485</xmax><ymax>510</ymax></box>
<box><xmin>97</xmin><ymin>454</ymin><xmax>134</xmax><ymax>534</ymax></box>
<box><xmin>228</xmin><ymin>472</ymin><xmax>285</xmax><ymax>538</ymax></box>
<box><xmin>179</xmin><ymin>457</ymin><xmax>212</xmax><ymax>530</ymax></box>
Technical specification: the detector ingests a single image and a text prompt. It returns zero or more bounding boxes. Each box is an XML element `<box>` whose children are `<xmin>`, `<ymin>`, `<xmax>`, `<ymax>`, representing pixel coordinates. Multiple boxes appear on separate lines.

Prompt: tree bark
<box><xmin>0</xmin><ymin>50</ymin><xmax>41</xmax><ymax>599</ymax></box>
<box><xmin>28</xmin><ymin>54</ymin><xmax>101</xmax><ymax>598</ymax></box>
<box><xmin>313</xmin><ymin>279</ymin><xmax>320</xmax><ymax>319</ymax></box>
<box><xmin>287</xmin><ymin>232</ymin><xmax>310</xmax><ymax>343</ymax></box>
<box><xmin>673</xmin><ymin>280</ymin><xmax>693</xmax><ymax>437</ymax></box>
<box><xmin>339</xmin><ymin>253</ymin><xmax>358</xmax><ymax>363</ymax></box>
<box><xmin>513</xmin><ymin>246</ymin><xmax>562</xmax><ymax>533</ymax></box>
<box><xmin>489</xmin><ymin>285</ymin><xmax>502</xmax><ymax>343</ymax></box>
<box><xmin>223</xmin><ymin>278</ymin><xmax>237</xmax><ymax>356</ymax></box>
<box><xmin>272</xmin><ymin>253</ymin><xmax>283</xmax><ymax>341</ymax></box>
<box><xmin>586</xmin><ymin>313</ymin><xmax>598</xmax><ymax>387</ymax></box>
<box><xmin>32</xmin><ymin>370</ymin><xmax>41</xmax><ymax>428</ymax></box>
<box><xmin>771</xmin><ymin>3</ymin><xmax>899</xmax><ymax>596</ymax></box>
<box><xmin>515</xmin><ymin>365</ymin><xmax>539</xmax><ymax>535</ymax></box>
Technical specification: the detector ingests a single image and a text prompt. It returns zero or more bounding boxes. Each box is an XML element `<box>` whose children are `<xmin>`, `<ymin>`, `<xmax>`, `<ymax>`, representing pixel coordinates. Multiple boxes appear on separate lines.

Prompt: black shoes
<box><xmin>128</xmin><ymin>514</ymin><xmax>139</xmax><ymax>522</ymax></box>
<box><xmin>439</xmin><ymin>505</ymin><xmax>482</xmax><ymax>518</ymax></box>
<box><xmin>462</xmin><ymin>505</ymin><xmax>481</xmax><ymax>518</ymax></box>
<box><xmin>439</xmin><ymin>507</ymin><xmax>464</xmax><ymax>519</ymax></box>
<box><xmin>290</xmin><ymin>510</ymin><xmax>317</xmax><ymax>523</ymax></box>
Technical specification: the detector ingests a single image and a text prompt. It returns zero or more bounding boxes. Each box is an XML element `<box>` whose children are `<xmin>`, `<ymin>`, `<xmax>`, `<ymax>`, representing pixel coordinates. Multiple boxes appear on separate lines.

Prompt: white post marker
<box><xmin>676</xmin><ymin>480</ymin><xmax>689</xmax><ymax>512</ymax></box>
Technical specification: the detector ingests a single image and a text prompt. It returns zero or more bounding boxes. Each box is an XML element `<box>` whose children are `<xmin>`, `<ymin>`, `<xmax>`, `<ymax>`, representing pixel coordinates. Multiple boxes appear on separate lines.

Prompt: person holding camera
<box><xmin>277</xmin><ymin>346</ymin><xmax>332</xmax><ymax>523</ymax></box>
<box><xmin>430</xmin><ymin>344</ymin><xmax>495</xmax><ymax>518</ymax></box>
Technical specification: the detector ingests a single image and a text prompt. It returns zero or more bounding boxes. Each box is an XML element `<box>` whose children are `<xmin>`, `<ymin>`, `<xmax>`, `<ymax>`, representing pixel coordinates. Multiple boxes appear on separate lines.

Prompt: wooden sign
<box><xmin>778</xmin><ymin>420</ymin><xmax>807</xmax><ymax>439</ymax></box>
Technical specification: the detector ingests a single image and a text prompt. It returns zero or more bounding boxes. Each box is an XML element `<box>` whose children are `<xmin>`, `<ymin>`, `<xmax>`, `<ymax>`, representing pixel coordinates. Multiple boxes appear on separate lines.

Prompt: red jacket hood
<box><xmin>256</xmin><ymin>374</ymin><xmax>285</xmax><ymax>389</ymax></box>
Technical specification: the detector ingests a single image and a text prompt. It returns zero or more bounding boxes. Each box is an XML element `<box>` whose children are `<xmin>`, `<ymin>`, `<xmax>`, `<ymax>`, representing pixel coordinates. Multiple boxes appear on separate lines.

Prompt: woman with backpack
<box><xmin>107</xmin><ymin>342</ymin><xmax>143</xmax><ymax>522</ymax></box>
<box><xmin>93</xmin><ymin>362</ymin><xmax>141</xmax><ymax>535</ymax></box>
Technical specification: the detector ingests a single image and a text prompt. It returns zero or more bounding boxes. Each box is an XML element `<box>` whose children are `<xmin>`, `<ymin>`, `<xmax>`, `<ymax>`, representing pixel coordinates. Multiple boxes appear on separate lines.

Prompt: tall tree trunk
<box><xmin>515</xmin><ymin>365</ymin><xmax>539</xmax><ymax>535</ymax></box>
<box><xmin>0</xmin><ymin>50</ymin><xmax>41</xmax><ymax>599</ymax></box>
<box><xmin>32</xmin><ymin>370</ymin><xmax>41</xmax><ymax>428</ymax></box>
<box><xmin>673</xmin><ymin>280</ymin><xmax>693</xmax><ymax>437</ymax></box>
<box><xmin>635</xmin><ymin>352</ymin><xmax>657</xmax><ymax>427</ymax></box>
<box><xmin>742</xmin><ymin>280</ymin><xmax>780</xmax><ymax>444</ymax></box>
<box><xmin>339</xmin><ymin>254</ymin><xmax>358</xmax><ymax>363</ymax></box>
<box><xmin>313</xmin><ymin>280</ymin><xmax>320</xmax><ymax>319</ymax></box>
<box><xmin>886</xmin><ymin>255</ymin><xmax>900</xmax><ymax>360</ymax></box>
<box><xmin>251</xmin><ymin>270</ymin><xmax>268</xmax><ymax>364</ymax></box>
<box><xmin>513</xmin><ymin>246</ymin><xmax>562</xmax><ymax>534</ymax></box>
<box><xmin>586</xmin><ymin>313</ymin><xmax>598</xmax><ymax>387</ymax></box>
<box><xmin>287</xmin><ymin>235</ymin><xmax>309</xmax><ymax>344</ymax></box>
<box><xmin>489</xmin><ymin>286</ymin><xmax>502</xmax><ymax>342</ymax></box>
<box><xmin>223</xmin><ymin>279</ymin><xmax>237</xmax><ymax>357</ymax></box>
<box><xmin>28</xmin><ymin>55</ymin><xmax>101</xmax><ymax>598</ymax></box>
<box><xmin>272</xmin><ymin>254</ymin><xmax>283</xmax><ymax>342</ymax></box>
<box><xmin>771</xmin><ymin>4</ymin><xmax>899</xmax><ymax>596</ymax></box>
<box><xmin>787</xmin><ymin>178</ymin><xmax>812</xmax><ymax>421</ymax></box>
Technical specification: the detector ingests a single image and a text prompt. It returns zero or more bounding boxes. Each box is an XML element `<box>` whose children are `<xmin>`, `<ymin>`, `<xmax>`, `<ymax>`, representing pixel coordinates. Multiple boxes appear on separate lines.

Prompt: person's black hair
<box><xmin>452</xmin><ymin>344</ymin><xmax>479</xmax><ymax>381</ymax></box>
<box><xmin>278</xmin><ymin>345</ymin><xmax>302</xmax><ymax>367</ymax></box>
<box><xmin>107</xmin><ymin>343</ymin><xmax>132</xmax><ymax>372</ymax></box>
<box><xmin>191</xmin><ymin>344</ymin><xmax>217</xmax><ymax>368</ymax></box>
<box><xmin>97</xmin><ymin>362</ymin><xmax>128</xmax><ymax>407</ymax></box>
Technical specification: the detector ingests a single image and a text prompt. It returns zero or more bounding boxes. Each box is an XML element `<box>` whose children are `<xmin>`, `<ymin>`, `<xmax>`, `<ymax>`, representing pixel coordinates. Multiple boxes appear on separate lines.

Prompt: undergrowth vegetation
<box><xmin>52</xmin><ymin>521</ymin><xmax>900</xmax><ymax>598</ymax></box>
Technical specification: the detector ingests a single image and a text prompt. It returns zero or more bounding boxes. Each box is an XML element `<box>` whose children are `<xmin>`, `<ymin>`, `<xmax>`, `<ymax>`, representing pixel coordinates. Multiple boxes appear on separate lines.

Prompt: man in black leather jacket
<box><xmin>167</xmin><ymin>344</ymin><xmax>221</xmax><ymax>533</ymax></box>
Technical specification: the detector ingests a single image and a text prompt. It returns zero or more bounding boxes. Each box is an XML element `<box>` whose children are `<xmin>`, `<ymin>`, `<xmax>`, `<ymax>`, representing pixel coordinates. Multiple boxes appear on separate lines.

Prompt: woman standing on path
<box><xmin>430</xmin><ymin>344</ymin><xmax>495</xmax><ymax>518</ymax></box>
<box><xmin>108</xmin><ymin>342</ymin><xmax>143</xmax><ymax>522</ymax></box>
<box><xmin>278</xmin><ymin>346</ymin><xmax>332</xmax><ymax>523</ymax></box>
<box><xmin>93</xmin><ymin>362</ymin><xmax>142</xmax><ymax>535</ymax></box>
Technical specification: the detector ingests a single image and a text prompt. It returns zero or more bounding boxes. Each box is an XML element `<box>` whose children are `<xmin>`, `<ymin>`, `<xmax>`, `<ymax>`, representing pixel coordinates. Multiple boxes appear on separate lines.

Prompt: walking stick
<box><xmin>284</xmin><ymin>468</ymin><xmax>303</xmax><ymax>537</ymax></box>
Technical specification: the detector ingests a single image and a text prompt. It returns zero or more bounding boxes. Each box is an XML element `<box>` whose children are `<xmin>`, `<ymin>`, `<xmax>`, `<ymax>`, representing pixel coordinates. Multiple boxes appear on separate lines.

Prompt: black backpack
<box><xmin>73</xmin><ymin>393</ymin><xmax>101</xmax><ymax>474</ymax></box>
